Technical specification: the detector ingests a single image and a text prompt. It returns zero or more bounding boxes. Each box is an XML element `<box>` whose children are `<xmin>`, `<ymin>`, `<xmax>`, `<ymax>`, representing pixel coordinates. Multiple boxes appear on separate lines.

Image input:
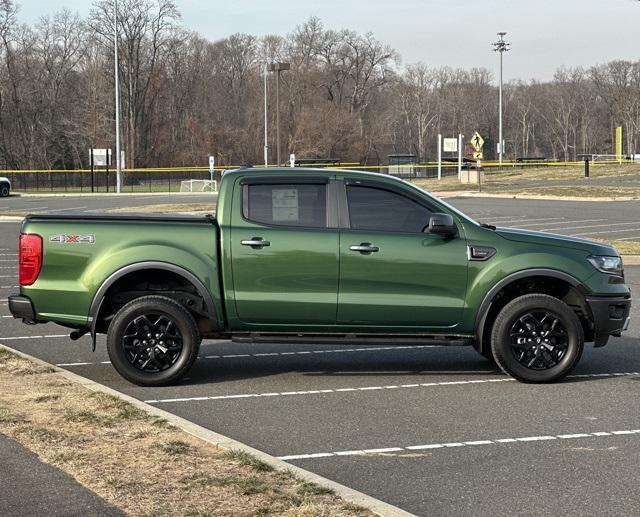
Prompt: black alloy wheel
<box><xmin>107</xmin><ymin>295</ymin><xmax>200</xmax><ymax>386</ymax></box>
<box><xmin>491</xmin><ymin>294</ymin><xmax>584</xmax><ymax>383</ymax></box>
<box><xmin>123</xmin><ymin>313</ymin><xmax>184</xmax><ymax>373</ymax></box>
<box><xmin>509</xmin><ymin>311</ymin><xmax>569</xmax><ymax>370</ymax></box>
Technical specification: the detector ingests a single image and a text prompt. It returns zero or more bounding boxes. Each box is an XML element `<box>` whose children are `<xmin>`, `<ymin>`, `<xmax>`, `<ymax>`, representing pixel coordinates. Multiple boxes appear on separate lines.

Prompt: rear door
<box><xmin>230</xmin><ymin>176</ymin><xmax>339</xmax><ymax>325</ymax></box>
<box><xmin>337</xmin><ymin>178</ymin><xmax>468</xmax><ymax>328</ymax></box>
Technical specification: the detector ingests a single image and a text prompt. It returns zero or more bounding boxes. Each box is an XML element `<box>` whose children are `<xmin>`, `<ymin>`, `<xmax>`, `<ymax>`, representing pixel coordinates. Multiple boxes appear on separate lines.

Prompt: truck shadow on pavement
<box><xmin>175</xmin><ymin>342</ymin><xmax>640</xmax><ymax>386</ymax></box>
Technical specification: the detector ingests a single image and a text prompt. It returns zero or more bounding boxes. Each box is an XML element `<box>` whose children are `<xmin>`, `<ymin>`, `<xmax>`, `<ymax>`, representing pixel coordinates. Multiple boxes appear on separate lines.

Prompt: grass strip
<box><xmin>0</xmin><ymin>349</ymin><xmax>371</xmax><ymax>517</ymax></box>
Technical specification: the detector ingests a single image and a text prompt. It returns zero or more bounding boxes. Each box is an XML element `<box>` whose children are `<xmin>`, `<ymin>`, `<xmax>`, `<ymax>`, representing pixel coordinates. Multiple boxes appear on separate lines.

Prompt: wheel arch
<box><xmin>474</xmin><ymin>268</ymin><xmax>589</xmax><ymax>355</ymax></box>
<box><xmin>89</xmin><ymin>261</ymin><xmax>219</xmax><ymax>343</ymax></box>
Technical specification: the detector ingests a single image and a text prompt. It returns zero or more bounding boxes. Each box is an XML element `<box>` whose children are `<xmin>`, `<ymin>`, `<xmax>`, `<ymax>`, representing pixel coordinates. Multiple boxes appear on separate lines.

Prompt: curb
<box><xmin>0</xmin><ymin>343</ymin><xmax>415</xmax><ymax>517</ymax></box>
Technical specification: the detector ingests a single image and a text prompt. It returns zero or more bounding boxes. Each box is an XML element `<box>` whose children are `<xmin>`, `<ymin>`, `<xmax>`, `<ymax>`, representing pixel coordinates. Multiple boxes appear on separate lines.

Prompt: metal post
<box><xmin>114</xmin><ymin>0</ymin><xmax>122</xmax><ymax>193</ymax></box>
<box><xmin>263</xmin><ymin>63</ymin><xmax>268</xmax><ymax>167</ymax></box>
<box><xmin>276</xmin><ymin>69</ymin><xmax>281</xmax><ymax>166</ymax></box>
<box><xmin>106</xmin><ymin>151</ymin><xmax>110</xmax><ymax>192</ymax></box>
<box><xmin>493</xmin><ymin>32</ymin><xmax>510</xmax><ymax>167</ymax></box>
<box><xmin>584</xmin><ymin>157</ymin><xmax>590</xmax><ymax>178</ymax></box>
<box><xmin>499</xmin><ymin>49</ymin><xmax>503</xmax><ymax>166</ymax></box>
<box><xmin>457</xmin><ymin>134</ymin><xmax>463</xmax><ymax>178</ymax></box>
<box><xmin>90</xmin><ymin>147</ymin><xmax>95</xmax><ymax>193</ymax></box>
<box><xmin>437</xmin><ymin>134</ymin><xmax>442</xmax><ymax>180</ymax></box>
<box><xmin>268</xmin><ymin>62</ymin><xmax>290</xmax><ymax>167</ymax></box>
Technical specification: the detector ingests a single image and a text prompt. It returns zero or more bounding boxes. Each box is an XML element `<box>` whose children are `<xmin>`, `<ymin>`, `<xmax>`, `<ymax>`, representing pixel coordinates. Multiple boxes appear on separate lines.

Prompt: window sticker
<box><xmin>272</xmin><ymin>188</ymin><xmax>299</xmax><ymax>221</ymax></box>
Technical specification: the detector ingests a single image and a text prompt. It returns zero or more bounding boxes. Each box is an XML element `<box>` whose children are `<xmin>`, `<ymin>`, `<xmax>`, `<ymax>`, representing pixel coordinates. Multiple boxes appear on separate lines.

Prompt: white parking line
<box><xmin>1</xmin><ymin>315</ymin><xmax>13</xmax><ymax>318</ymax></box>
<box><xmin>491</xmin><ymin>216</ymin><xmax>564</xmax><ymax>223</ymax></box>
<box><xmin>540</xmin><ymin>221</ymin><xmax>639</xmax><ymax>232</ymax></box>
<box><xmin>43</xmin><ymin>206</ymin><xmax>88</xmax><ymax>212</ymax></box>
<box><xmin>0</xmin><ymin>266</ymin><xmax>16</xmax><ymax>269</ymax></box>
<box><xmin>0</xmin><ymin>275</ymin><xmax>13</xmax><ymax>278</ymax></box>
<box><xmin>56</xmin><ymin>345</ymin><xmax>444</xmax><ymax>368</ymax></box>
<box><xmin>615</xmin><ymin>236</ymin><xmax>640</xmax><ymax>241</ymax></box>
<box><xmin>0</xmin><ymin>260</ymin><xmax>17</xmax><ymax>262</ymax></box>
<box><xmin>277</xmin><ymin>428</ymin><xmax>640</xmax><ymax>461</ymax></box>
<box><xmin>143</xmin><ymin>372</ymin><xmax>640</xmax><ymax>404</ymax></box>
<box><xmin>0</xmin><ymin>254</ymin><xmax>17</xmax><ymax>256</ymax></box>
<box><xmin>511</xmin><ymin>219</ymin><xmax>599</xmax><ymax>228</ymax></box>
<box><xmin>0</xmin><ymin>285</ymin><xmax>18</xmax><ymax>288</ymax></box>
<box><xmin>204</xmin><ymin>344</ymin><xmax>439</xmax><ymax>359</ymax></box>
<box><xmin>572</xmin><ymin>228</ymin><xmax>640</xmax><ymax>237</ymax></box>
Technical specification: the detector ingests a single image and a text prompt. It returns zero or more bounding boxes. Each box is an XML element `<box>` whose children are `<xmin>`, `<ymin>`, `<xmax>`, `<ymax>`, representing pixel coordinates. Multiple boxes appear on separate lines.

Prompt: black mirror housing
<box><xmin>427</xmin><ymin>213</ymin><xmax>457</xmax><ymax>237</ymax></box>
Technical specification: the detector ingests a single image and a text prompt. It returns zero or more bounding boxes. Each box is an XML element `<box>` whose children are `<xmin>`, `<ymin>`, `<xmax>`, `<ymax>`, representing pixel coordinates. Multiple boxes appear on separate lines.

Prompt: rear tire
<box><xmin>107</xmin><ymin>295</ymin><xmax>200</xmax><ymax>386</ymax></box>
<box><xmin>491</xmin><ymin>294</ymin><xmax>583</xmax><ymax>383</ymax></box>
<box><xmin>0</xmin><ymin>184</ymin><xmax>9</xmax><ymax>197</ymax></box>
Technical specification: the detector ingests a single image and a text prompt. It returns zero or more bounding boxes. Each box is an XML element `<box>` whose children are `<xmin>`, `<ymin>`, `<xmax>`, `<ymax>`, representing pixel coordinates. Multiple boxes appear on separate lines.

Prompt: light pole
<box><xmin>268</xmin><ymin>62</ymin><xmax>290</xmax><ymax>166</ymax></box>
<box><xmin>263</xmin><ymin>63</ymin><xmax>268</xmax><ymax>167</ymax></box>
<box><xmin>492</xmin><ymin>32</ymin><xmax>510</xmax><ymax>166</ymax></box>
<box><xmin>114</xmin><ymin>0</ymin><xmax>122</xmax><ymax>193</ymax></box>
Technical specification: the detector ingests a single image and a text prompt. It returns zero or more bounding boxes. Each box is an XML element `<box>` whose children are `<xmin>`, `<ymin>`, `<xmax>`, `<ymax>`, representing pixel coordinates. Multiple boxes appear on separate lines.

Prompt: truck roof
<box><xmin>223</xmin><ymin>167</ymin><xmax>407</xmax><ymax>185</ymax></box>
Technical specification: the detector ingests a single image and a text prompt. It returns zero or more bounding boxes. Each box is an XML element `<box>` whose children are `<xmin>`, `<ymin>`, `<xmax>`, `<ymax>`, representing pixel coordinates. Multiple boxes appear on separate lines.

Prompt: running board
<box><xmin>231</xmin><ymin>333</ymin><xmax>474</xmax><ymax>346</ymax></box>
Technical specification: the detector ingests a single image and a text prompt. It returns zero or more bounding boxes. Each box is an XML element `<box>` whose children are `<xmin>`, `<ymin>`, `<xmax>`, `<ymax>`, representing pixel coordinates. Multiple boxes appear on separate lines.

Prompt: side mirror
<box><xmin>427</xmin><ymin>213</ymin><xmax>457</xmax><ymax>237</ymax></box>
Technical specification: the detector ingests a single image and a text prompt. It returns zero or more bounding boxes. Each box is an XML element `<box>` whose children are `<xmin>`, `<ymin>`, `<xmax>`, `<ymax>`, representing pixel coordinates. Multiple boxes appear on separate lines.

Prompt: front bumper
<box><xmin>8</xmin><ymin>294</ymin><xmax>36</xmax><ymax>323</ymax></box>
<box><xmin>586</xmin><ymin>295</ymin><xmax>631</xmax><ymax>347</ymax></box>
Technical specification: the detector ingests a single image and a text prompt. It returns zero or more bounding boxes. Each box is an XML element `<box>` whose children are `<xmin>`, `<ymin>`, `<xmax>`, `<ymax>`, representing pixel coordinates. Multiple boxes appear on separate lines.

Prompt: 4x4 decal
<box><xmin>49</xmin><ymin>234</ymin><xmax>95</xmax><ymax>244</ymax></box>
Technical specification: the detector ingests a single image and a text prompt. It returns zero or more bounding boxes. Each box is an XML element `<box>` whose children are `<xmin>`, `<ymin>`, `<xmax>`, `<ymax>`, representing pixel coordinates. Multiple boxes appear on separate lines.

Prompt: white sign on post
<box><xmin>90</xmin><ymin>149</ymin><xmax>111</xmax><ymax>167</ymax></box>
<box><xmin>443</xmin><ymin>138</ymin><xmax>458</xmax><ymax>153</ymax></box>
<box><xmin>289</xmin><ymin>153</ymin><xmax>296</xmax><ymax>168</ymax></box>
<box><xmin>209</xmin><ymin>156</ymin><xmax>215</xmax><ymax>180</ymax></box>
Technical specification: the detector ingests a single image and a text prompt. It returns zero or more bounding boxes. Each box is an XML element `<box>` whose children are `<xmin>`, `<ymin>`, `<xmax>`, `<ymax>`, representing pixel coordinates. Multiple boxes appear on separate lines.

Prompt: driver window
<box><xmin>346</xmin><ymin>185</ymin><xmax>432</xmax><ymax>233</ymax></box>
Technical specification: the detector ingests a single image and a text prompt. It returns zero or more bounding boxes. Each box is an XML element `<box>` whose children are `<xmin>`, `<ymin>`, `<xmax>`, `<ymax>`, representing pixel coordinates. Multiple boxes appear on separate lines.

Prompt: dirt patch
<box><xmin>0</xmin><ymin>349</ymin><xmax>372</xmax><ymax>517</ymax></box>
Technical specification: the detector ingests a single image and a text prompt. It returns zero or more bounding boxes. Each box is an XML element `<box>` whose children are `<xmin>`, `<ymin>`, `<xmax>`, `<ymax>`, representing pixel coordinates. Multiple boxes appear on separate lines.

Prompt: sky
<box><xmin>18</xmin><ymin>0</ymin><xmax>640</xmax><ymax>81</ymax></box>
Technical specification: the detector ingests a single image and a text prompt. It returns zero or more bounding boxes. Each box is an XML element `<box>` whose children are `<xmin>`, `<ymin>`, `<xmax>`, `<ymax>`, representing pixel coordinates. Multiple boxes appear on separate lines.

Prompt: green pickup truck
<box><xmin>9</xmin><ymin>168</ymin><xmax>631</xmax><ymax>385</ymax></box>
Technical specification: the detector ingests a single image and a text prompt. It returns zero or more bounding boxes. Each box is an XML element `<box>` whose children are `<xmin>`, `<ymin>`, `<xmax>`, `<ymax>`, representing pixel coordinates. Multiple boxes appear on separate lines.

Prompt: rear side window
<box><xmin>244</xmin><ymin>183</ymin><xmax>327</xmax><ymax>228</ymax></box>
<box><xmin>346</xmin><ymin>185</ymin><xmax>432</xmax><ymax>233</ymax></box>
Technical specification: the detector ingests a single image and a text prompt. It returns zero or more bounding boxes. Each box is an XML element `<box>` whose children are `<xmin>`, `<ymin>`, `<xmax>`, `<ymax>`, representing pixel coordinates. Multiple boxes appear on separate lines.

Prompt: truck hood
<box><xmin>496</xmin><ymin>227</ymin><xmax>618</xmax><ymax>255</ymax></box>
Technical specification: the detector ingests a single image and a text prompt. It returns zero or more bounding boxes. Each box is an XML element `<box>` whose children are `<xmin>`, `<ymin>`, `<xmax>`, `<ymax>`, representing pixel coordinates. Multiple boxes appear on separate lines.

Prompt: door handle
<box><xmin>350</xmin><ymin>243</ymin><xmax>379</xmax><ymax>253</ymax></box>
<box><xmin>241</xmin><ymin>238</ymin><xmax>271</xmax><ymax>248</ymax></box>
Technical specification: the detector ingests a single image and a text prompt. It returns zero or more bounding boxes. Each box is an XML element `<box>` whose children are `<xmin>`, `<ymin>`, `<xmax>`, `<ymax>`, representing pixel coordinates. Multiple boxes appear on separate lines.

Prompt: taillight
<box><xmin>19</xmin><ymin>233</ymin><xmax>43</xmax><ymax>286</ymax></box>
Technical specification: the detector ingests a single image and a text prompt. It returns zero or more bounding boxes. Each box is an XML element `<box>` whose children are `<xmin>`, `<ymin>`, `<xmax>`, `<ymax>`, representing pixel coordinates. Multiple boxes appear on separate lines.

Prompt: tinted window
<box><xmin>245</xmin><ymin>183</ymin><xmax>327</xmax><ymax>228</ymax></box>
<box><xmin>347</xmin><ymin>185</ymin><xmax>432</xmax><ymax>233</ymax></box>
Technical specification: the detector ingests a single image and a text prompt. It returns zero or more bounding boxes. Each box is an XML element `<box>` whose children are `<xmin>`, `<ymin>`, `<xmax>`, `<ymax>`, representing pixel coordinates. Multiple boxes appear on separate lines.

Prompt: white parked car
<box><xmin>0</xmin><ymin>177</ymin><xmax>10</xmax><ymax>197</ymax></box>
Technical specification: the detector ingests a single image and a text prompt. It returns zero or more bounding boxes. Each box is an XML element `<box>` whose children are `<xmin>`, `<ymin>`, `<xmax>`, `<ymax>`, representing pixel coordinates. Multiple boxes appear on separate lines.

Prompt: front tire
<box><xmin>107</xmin><ymin>296</ymin><xmax>200</xmax><ymax>386</ymax></box>
<box><xmin>0</xmin><ymin>184</ymin><xmax>9</xmax><ymax>197</ymax></box>
<box><xmin>491</xmin><ymin>294</ymin><xmax>584</xmax><ymax>383</ymax></box>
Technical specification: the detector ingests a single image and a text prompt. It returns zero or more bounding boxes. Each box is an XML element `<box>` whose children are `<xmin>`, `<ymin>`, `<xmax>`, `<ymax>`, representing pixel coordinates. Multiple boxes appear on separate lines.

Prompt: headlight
<box><xmin>587</xmin><ymin>255</ymin><xmax>623</xmax><ymax>276</ymax></box>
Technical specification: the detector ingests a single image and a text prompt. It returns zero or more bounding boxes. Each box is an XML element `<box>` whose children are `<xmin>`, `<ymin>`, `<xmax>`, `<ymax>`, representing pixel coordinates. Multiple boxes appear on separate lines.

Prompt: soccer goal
<box><xmin>179</xmin><ymin>179</ymin><xmax>217</xmax><ymax>192</ymax></box>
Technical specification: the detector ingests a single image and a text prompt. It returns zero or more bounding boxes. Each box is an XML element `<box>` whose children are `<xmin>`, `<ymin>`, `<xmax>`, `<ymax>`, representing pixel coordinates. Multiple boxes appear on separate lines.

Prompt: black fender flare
<box><xmin>473</xmin><ymin>268</ymin><xmax>585</xmax><ymax>353</ymax></box>
<box><xmin>88</xmin><ymin>261</ymin><xmax>219</xmax><ymax>348</ymax></box>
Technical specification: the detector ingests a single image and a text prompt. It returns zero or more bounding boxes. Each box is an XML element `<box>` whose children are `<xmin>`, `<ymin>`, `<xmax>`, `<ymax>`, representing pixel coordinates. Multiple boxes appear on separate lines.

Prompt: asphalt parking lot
<box><xmin>1</xmin><ymin>199</ymin><xmax>640</xmax><ymax>516</ymax></box>
<box><xmin>455</xmin><ymin>196</ymin><xmax>640</xmax><ymax>242</ymax></box>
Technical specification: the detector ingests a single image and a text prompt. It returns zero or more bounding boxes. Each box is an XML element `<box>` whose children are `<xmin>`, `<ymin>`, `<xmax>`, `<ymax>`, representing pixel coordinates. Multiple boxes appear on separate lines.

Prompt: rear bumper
<box><xmin>8</xmin><ymin>294</ymin><xmax>36</xmax><ymax>323</ymax></box>
<box><xmin>586</xmin><ymin>295</ymin><xmax>631</xmax><ymax>346</ymax></box>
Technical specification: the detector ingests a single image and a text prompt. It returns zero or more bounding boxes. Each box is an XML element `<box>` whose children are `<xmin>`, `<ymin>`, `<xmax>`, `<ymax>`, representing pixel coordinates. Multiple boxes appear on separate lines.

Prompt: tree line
<box><xmin>0</xmin><ymin>0</ymin><xmax>638</xmax><ymax>170</ymax></box>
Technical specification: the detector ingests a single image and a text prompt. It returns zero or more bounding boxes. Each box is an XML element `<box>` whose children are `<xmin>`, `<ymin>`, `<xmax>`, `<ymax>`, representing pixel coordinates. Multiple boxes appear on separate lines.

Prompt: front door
<box><xmin>337</xmin><ymin>181</ymin><xmax>468</xmax><ymax>329</ymax></box>
<box><xmin>230</xmin><ymin>177</ymin><xmax>339</xmax><ymax>326</ymax></box>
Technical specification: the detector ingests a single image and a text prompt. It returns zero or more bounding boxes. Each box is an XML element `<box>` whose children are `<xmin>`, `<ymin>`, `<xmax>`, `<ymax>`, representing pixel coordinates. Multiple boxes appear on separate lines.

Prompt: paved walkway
<box><xmin>0</xmin><ymin>433</ymin><xmax>123</xmax><ymax>516</ymax></box>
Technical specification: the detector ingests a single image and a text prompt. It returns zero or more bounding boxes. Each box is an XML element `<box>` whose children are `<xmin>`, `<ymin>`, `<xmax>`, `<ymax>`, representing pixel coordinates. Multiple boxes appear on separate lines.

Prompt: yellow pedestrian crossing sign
<box><xmin>470</xmin><ymin>132</ymin><xmax>484</xmax><ymax>152</ymax></box>
<box><xmin>473</xmin><ymin>151</ymin><xmax>483</xmax><ymax>159</ymax></box>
